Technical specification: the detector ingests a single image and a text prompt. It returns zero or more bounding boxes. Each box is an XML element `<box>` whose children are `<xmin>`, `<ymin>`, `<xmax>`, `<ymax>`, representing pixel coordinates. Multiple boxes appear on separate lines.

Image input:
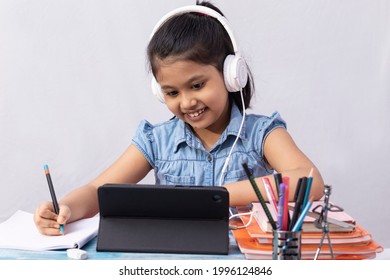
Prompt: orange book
<box><xmin>232</xmin><ymin>227</ymin><xmax>384</xmax><ymax>260</ymax></box>
<box><xmin>231</xmin><ymin>208</ymin><xmax>384</xmax><ymax>260</ymax></box>
<box><xmin>246</xmin><ymin>216</ymin><xmax>372</xmax><ymax>245</ymax></box>
<box><xmin>238</xmin><ymin>206</ymin><xmax>366</xmax><ymax>242</ymax></box>
<box><xmin>243</xmin><ymin>252</ymin><xmax>377</xmax><ymax>260</ymax></box>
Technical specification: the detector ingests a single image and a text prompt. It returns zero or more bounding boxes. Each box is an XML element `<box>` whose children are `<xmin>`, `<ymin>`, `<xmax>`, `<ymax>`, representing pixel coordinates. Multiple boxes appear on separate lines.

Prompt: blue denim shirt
<box><xmin>132</xmin><ymin>103</ymin><xmax>286</xmax><ymax>186</ymax></box>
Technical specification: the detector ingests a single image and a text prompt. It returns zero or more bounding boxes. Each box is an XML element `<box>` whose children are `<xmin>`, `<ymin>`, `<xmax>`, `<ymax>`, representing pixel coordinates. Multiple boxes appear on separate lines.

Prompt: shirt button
<box><xmin>207</xmin><ymin>155</ymin><xmax>213</xmax><ymax>162</ymax></box>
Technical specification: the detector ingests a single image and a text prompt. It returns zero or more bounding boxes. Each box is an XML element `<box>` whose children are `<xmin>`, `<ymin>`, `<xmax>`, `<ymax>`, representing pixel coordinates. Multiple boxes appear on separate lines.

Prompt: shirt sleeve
<box><xmin>131</xmin><ymin>120</ymin><xmax>156</xmax><ymax>169</ymax></box>
<box><xmin>260</xmin><ymin>112</ymin><xmax>287</xmax><ymax>158</ymax></box>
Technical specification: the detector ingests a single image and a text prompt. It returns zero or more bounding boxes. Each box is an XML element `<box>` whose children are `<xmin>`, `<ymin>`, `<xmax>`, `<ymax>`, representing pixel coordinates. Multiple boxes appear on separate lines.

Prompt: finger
<box><xmin>57</xmin><ymin>205</ymin><xmax>71</xmax><ymax>225</ymax></box>
<box><xmin>34</xmin><ymin>202</ymin><xmax>60</xmax><ymax>229</ymax></box>
<box><xmin>35</xmin><ymin>201</ymin><xmax>58</xmax><ymax>220</ymax></box>
<box><xmin>34</xmin><ymin>214</ymin><xmax>60</xmax><ymax>230</ymax></box>
<box><xmin>34</xmin><ymin>202</ymin><xmax>68</xmax><ymax>236</ymax></box>
<box><xmin>36</xmin><ymin>225</ymin><xmax>65</xmax><ymax>236</ymax></box>
<box><xmin>34</xmin><ymin>214</ymin><xmax>64</xmax><ymax>236</ymax></box>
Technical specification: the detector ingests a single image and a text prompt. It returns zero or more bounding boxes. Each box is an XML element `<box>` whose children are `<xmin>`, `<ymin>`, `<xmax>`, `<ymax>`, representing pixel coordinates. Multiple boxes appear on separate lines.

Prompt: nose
<box><xmin>180</xmin><ymin>92</ymin><xmax>197</xmax><ymax>110</ymax></box>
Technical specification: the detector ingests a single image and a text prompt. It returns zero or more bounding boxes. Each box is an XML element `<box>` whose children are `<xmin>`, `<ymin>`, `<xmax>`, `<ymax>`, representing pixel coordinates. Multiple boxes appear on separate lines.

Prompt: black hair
<box><xmin>147</xmin><ymin>1</ymin><xmax>254</xmax><ymax>112</ymax></box>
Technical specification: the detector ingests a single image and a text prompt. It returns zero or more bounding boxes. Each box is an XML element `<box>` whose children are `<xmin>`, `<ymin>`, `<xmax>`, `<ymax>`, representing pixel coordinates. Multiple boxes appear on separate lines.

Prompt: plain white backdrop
<box><xmin>0</xmin><ymin>0</ymin><xmax>389</xmax><ymax>249</ymax></box>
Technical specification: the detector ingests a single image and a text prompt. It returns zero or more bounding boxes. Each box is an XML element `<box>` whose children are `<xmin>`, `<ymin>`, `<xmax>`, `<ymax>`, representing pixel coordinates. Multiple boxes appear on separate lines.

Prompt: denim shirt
<box><xmin>132</xmin><ymin>103</ymin><xmax>286</xmax><ymax>186</ymax></box>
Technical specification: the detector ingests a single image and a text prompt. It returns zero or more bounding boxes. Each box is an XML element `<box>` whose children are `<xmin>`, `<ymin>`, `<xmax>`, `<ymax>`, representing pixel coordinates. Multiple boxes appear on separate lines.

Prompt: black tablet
<box><xmin>96</xmin><ymin>184</ymin><xmax>230</xmax><ymax>255</ymax></box>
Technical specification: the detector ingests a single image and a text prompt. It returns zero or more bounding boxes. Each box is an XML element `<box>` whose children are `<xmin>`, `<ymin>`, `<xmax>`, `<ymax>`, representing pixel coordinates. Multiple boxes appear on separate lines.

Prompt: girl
<box><xmin>34</xmin><ymin>1</ymin><xmax>324</xmax><ymax>235</ymax></box>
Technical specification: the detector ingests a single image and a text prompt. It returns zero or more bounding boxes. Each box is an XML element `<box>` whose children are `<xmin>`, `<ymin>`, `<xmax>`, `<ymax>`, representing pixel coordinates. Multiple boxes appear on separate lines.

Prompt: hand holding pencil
<box><xmin>33</xmin><ymin>165</ymin><xmax>71</xmax><ymax>236</ymax></box>
<box><xmin>34</xmin><ymin>201</ymin><xmax>71</xmax><ymax>236</ymax></box>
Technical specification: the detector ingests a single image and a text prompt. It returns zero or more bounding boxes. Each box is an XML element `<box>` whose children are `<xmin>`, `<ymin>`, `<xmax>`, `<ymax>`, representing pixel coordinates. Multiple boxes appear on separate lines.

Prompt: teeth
<box><xmin>188</xmin><ymin>108</ymin><xmax>205</xmax><ymax>118</ymax></box>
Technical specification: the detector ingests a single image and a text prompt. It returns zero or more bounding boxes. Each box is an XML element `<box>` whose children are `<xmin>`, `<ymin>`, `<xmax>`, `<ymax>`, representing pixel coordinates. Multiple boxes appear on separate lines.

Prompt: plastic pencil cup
<box><xmin>272</xmin><ymin>230</ymin><xmax>302</xmax><ymax>260</ymax></box>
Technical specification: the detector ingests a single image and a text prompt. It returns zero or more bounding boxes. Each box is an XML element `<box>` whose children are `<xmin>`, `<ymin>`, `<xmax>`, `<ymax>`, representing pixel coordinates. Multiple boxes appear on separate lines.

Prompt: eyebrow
<box><xmin>160</xmin><ymin>75</ymin><xmax>206</xmax><ymax>91</ymax></box>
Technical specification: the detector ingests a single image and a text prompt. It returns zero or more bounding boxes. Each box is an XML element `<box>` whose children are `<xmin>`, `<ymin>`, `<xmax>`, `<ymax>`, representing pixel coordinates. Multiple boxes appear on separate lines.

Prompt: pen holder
<box><xmin>272</xmin><ymin>230</ymin><xmax>302</xmax><ymax>260</ymax></box>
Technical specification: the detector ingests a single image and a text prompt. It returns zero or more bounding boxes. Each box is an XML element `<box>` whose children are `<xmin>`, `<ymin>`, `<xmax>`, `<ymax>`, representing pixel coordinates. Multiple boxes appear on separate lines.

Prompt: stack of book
<box><xmin>231</xmin><ymin>201</ymin><xmax>384</xmax><ymax>260</ymax></box>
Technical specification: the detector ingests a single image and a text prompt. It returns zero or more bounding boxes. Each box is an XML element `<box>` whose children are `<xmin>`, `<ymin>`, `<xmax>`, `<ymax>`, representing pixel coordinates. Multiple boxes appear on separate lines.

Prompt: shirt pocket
<box><xmin>164</xmin><ymin>174</ymin><xmax>196</xmax><ymax>185</ymax></box>
<box><xmin>224</xmin><ymin>167</ymin><xmax>253</xmax><ymax>183</ymax></box>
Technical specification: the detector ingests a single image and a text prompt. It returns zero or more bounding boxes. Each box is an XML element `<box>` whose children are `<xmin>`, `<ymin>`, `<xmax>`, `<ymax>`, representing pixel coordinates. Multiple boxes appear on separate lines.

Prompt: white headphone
<box><xmin>149</xmin><ymin>5</ymin><xmax>248</xmax><ymax>103</ymax></box>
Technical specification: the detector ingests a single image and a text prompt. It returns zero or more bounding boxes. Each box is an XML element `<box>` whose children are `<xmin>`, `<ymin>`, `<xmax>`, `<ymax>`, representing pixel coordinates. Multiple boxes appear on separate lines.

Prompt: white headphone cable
<box><xmin>218</xmin><ymin>89</ymin><xmax>246</xmax><ymax>186</ymax></box>
<box><xmin>229</xmin><ymin>207</ymin><xmax>255</xmax><ymax>230</ymax></box>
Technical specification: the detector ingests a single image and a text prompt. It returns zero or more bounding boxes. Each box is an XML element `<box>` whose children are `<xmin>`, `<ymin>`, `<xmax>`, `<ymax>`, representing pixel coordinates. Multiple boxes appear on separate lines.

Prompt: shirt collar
<box><xmin>173</xmin><ymin>102</ymin><xmax>246</xmax><ymax>152</ymax></box>
<box><xmin>224</xmin><ymin>102</ymin><xmax>247</xmax><ymax>140</ymax></box>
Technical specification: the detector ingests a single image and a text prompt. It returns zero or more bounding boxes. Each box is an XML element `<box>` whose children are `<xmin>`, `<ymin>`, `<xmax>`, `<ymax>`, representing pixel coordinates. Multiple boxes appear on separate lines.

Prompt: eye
<box><xmin>165</xmin><ymin>90</ymin><xmax>178</xmax><ymax>97</ymax></box>
<box><xmin>192</xmin><ymin>82</ymin><xmax>204</xmax><ymax>90</ymax></box>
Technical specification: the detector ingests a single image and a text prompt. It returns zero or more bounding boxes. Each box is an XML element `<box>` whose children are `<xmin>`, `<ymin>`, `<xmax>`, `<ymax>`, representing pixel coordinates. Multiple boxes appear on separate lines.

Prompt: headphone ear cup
<box><xmin>223</xmin><ymin>54</ymin><xmax>248</xmax><ymax>92</ymax></box>
<box><xmin>151</xmin><ymin>77</ymin><xmax>165</xmax><ymax>103</ymax></box>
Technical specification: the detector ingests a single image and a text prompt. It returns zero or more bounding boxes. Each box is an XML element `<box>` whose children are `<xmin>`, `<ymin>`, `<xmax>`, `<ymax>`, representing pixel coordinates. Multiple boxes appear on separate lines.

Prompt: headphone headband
<box><xmin>149</xmin><ymin>4</ymin><xmax>248</xmax><ymax>102</ymax></box>
<box><xmin>150</xmin><ymin>5</ymin><xmax>239</xmax><ymax>54</ymax></box>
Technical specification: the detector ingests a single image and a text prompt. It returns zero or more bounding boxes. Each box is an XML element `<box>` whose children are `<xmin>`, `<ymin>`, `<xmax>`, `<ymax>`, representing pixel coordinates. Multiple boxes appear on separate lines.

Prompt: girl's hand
<box><xmin>33</xmin><ymin>201</ymin><xmax>71</xmax><ymax>236</ymax></box>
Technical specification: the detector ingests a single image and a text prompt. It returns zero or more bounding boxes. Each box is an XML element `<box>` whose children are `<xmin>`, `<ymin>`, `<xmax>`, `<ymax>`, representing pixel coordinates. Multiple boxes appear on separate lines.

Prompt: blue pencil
<box><xmin>302</xmin><ymin>168</ymin><xmax>313</xmax><ymax>208</ymax></box>
<box><xmin>292</xmin><ymin>198</ymin><xmax>313</xmax><ymax>232</ymax></box>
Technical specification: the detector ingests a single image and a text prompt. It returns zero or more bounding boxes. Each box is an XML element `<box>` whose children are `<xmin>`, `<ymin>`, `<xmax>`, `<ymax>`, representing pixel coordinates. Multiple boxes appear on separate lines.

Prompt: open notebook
<box><xmin>0</xmin><ymin>210</ymin><xmax>99</xmax><ymax>251</ymax></box>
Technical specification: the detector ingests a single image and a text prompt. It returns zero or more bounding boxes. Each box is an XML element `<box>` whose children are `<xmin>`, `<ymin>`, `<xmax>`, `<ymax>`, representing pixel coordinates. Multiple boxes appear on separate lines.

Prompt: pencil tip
<box><xmin>308</xmin><ymin>168</ymin><xmax>314</xmax><ymax>178</ymax></box>
<box><xmin>60</xmin><ymin>225</ymin><xmax>65</xmax><ymax>235</ymax></box>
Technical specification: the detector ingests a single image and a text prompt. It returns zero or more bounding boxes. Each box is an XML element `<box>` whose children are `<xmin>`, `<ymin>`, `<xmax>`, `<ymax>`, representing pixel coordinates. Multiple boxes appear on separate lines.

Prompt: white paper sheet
<box><xmin>0</xmin><ymin>210</ymin><xmax>99</xmax><ymax>251</ymax></box>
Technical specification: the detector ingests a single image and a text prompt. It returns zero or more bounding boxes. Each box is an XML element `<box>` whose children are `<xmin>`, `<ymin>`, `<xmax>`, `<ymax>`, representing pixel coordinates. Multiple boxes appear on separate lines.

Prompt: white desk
<box><xmin>0</xmin><ymin>234</ymin><xmax>245</xmax><ymax>260</ymax></box>
<box><xmin>1</xmin><ymin>240</ymin><xmax>388</xmax><ymax>260</ymax></box>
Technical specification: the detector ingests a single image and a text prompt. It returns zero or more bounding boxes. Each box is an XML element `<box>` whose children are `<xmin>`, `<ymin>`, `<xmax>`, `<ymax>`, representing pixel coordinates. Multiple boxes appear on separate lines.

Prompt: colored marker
<box><xmin>277</xmin><ymin>183</ymin><xmax>286</xmax><ymax>230</ymax></box>
<box><xmin>44</xmin><ymin>165</ymin><xmax>64</xmax><ymax>234</ymax></box>
<box><xmin>282</xmin><ymin>178</ymin><xmax>290</xmax><ymax>230</ymax></box>
<box><xmin>289</xmin><ymin>177</ymin><xmax>307</xmax><ymax>231</ymax></box>
<box><xmin>273</xmin><ymin>173</ymin><xmax>283</xmax><ymax>198</ymax></box>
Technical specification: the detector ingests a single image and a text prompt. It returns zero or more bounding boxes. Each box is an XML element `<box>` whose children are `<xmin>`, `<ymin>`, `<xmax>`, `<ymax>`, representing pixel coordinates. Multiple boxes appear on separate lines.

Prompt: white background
<box><xmin>0</xmin><ymin>260</ymin><xmax>388</xmax><ymax>279</ymax></box>
<box><xmin>0</xmin><ymin>0</ymin><xmax>389</xmax><ymax>249</ymax></box>
<box><xmin>0</xmin><ymin>260</ymin><xmax>389</xmax><ymax>279</ymax></box>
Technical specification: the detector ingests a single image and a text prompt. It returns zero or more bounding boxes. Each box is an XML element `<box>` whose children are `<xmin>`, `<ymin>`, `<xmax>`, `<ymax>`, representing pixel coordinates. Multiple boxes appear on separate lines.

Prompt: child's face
<box><xmin>155</xmin><ymin>59</ymin><xmax>230</xmax><ymax>135</ymax></box>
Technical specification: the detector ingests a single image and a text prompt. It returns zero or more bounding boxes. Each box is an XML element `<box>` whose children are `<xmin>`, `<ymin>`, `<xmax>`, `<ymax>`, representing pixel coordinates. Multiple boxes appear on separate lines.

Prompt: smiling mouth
<box><xmin>186</xmin><ymin>108</ymin><xmax>206</xmax><ymax>118</ymax></box>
